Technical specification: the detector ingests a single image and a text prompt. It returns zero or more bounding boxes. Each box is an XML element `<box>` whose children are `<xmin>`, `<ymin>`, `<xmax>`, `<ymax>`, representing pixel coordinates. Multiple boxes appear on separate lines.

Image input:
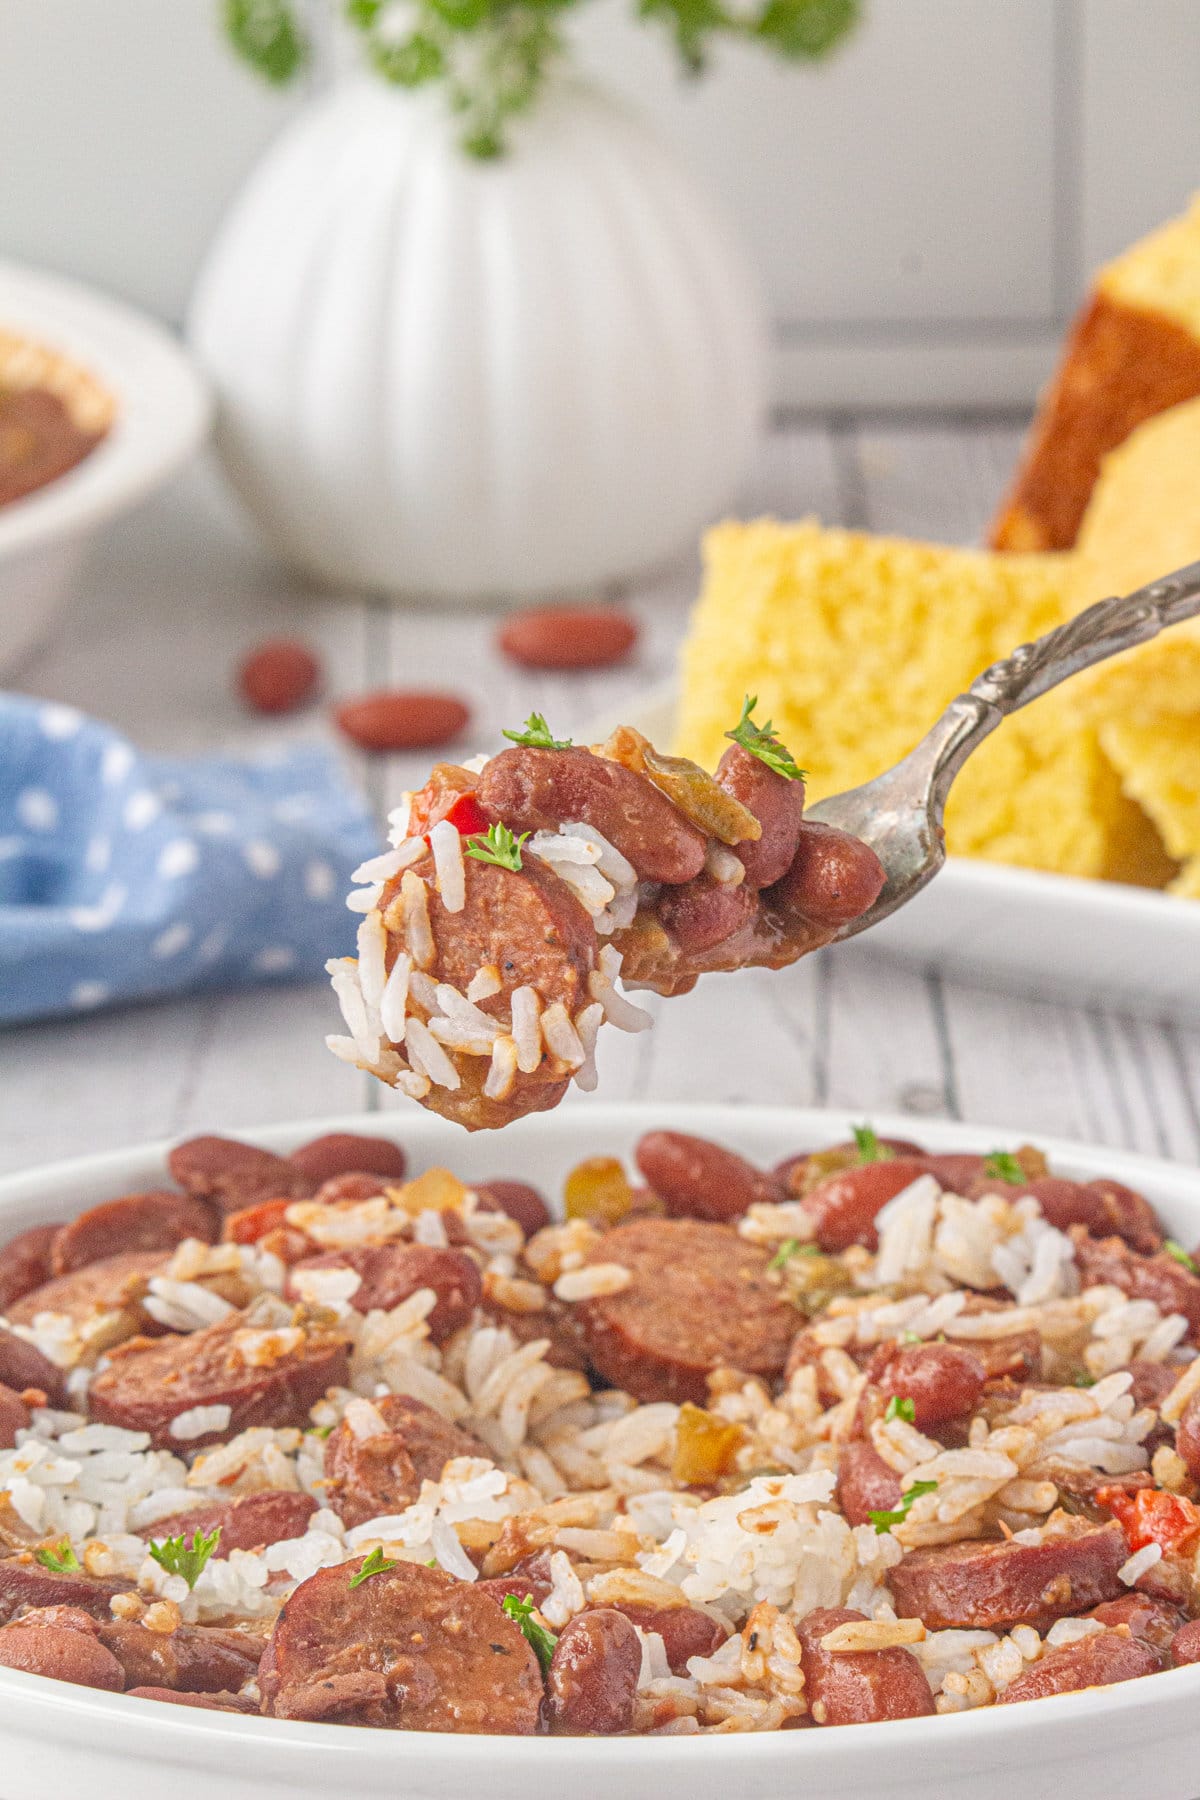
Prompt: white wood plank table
<box><xmin>3</xmin><ymin>418</ymin><xmax>1198</xmax><ymax>1177</ymax></box>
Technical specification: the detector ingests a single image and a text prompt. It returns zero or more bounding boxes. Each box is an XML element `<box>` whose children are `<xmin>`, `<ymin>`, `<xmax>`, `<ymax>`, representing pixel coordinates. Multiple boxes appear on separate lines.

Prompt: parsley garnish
<box><xmin>868</xmin><ymin>1479</ymin><xmax>938</xmax><ymax>1535</ymax></box>
<box><xmin>984</xmin><ymin>1150</ymin><xmax>1026</xmax><ymax>1185</ymax></box>
<box><xmin>501</xmin><ymin>712</ymin><xmax>573</xmax><ymax>752</ymax></box>
<box><xmin>350</xmin><ymin>1546</ymin><xmax>399</xmax><ymax>1590</ymax></box>
<box><xmin>148</xmin><ymin>1526</ymin><xmax>221</xmax><ymax>1590</ymax></box>
<box><xmin>35</xmin><ymin>1538</ymin><xmax>81</xmax><ymax>1574</ymax></box>
<box><xmin>502</xmin><ymin>1592</ymin><xmax>558</xmax><ymax>1673</ymax></box>
<box><xmin>769</xmin><ymin>1238</ymin><xmax>820</xmax><ymax>1270</ymax></box>
<box><xmin>853</xmin><ymin>1124</ymin><xmax>894</xmax><ymax>1164</ymax></box>
<box><xmin>900</xmin><ymin>1329</ymin><xmax>922</xmax><ymax>1345</ymax></box>
<box><xmin>1164</xmin><ymin>1239</ymin><xmax>1199</xmax><ymax>1275</ymax></box>
<box><xmin>884</xmin><ymin>1395</ymin><xmax>916</xmax><ymax>1424</ymax></box>
<box><xmin>723</xmin><ymin>696</ymin><xmax>805</xmax><ymax>782</ymax></box>
<box><xmin>465</xmin><ymin>820</ymin><xmax>529</xmax><ymax>873</ymax></box>
<box><xmin>1074</xmin><ymin>1371</ymin><xmax>1096</xmax><ymax>1388</ymax></box>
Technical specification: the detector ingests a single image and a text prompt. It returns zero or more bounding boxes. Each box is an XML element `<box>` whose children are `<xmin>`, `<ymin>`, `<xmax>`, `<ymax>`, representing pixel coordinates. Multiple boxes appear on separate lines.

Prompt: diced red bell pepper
<box><xmin>1097</xmin><ymin>1483</ymin><xmax>1200</xmax><ymax>1555</ymax></box>
<box><xmin>442</xmin><ymin>792</ymin><xmax>489</xmax><ymax>838</ymax></box>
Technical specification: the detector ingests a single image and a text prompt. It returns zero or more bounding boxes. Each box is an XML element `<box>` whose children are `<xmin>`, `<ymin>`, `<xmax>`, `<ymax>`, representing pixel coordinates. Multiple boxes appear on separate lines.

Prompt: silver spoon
<box><xmin>806</xmin><ymin>558</ymin><xmax>1200</xmax><ymax>940</ymax></box>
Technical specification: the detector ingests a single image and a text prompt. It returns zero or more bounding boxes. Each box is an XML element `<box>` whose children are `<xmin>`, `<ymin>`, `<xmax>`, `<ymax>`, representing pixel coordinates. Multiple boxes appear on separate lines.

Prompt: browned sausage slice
<box><xmin>0</xmin><ymin>1558</ymin><xmax>132</xmax><ymax>1626</ymax></box>
<box><xmin>634</xmin><ymin>1130</ymin><xmax>784</xmax><ymax>1223</ymax></box>
<box><xmin>51</xmin><ymin>1191</ymin><xmax>218</xmax><ymax>1275</ymax></box>
<box><xmin>0</xmin><ymin>1225</ymin><xmax>63</xmax><ymax>1314</ymax></box>
<box><xmin>836</xmin><ymin>1441</ymin><xmax>903</xmax><ymax>1529</ymax></box>
<box><xmin>88</xmin><ymin>1308</ymin><xmax>349</xmax><ymax>1448</ymax></box>
<box><xmin>797</xmin><ymin>1606</ymin><xmax>935</xmax><ymax>1725</ymax></box>
<box><xmin>287</xmin><ymin>1244</ymin><xmax>481</xmax><ymax>1342</ymax></box>
<box><xmin>0</xmin><ymin>1384</ymin><xmax>29</xmax><ymax>1448</ymax></box>
<box><xmin>577</xmin><ymin>1218</ymin><xmax>798</xmax><ymax>1404</ymax></box>
<box><xmin>125</xmin><ymin>1686</ymin><xmax>259</xmax><ymax>1712</ymax></box>
<box><xmin>288</xmin><ymin>1133</ymin><xmax>408</xmax><ymax>1185</ymax></box>
<box><xmin>1177</xmin><ymin>1393</ymin><xmax>1200</xmax><ymax>1483</ymax></box>
<box><xmin>139</xmin><ymin>1489</ymin><xmax>318</xmax><ymax>1557</ymax></box>
<box><xmin>6</xmin><ymin>1249</ymin><xmax>168</xmax><ymax>1331</ymax></box>
<box><xmin>997</xmin><ymin>1628</ymin><xmax>1160</xmax><ymax>1704</ymax></box>
<box><xmin>546</xmin><ymin>1608</ymin><xmax>641</xmax><ymax>1734</ymax></box>
<box><xmin>96</xmin><ymin>1618</ymin><xmax>262</xmax><ymax>1693</ymax></box>
<box><xmin>324</xmin><ymin>1394</ymin><xmax>487</xmax><ymax>1529</ymax></box>
<box><xmin>1171</xmin><ymin>1619</ymin><xmax>1200</xmax><ymax>1665</ymax></box>
<box><xmin>611</xmin><ymin>1603</ymin><xmax>729</xmax><ymax>1675</ymax></box>
<box><xmin>715</xmin><ymin>743</ymin><xmax>806</xmax><ymax>890</ymax></box>
<box><xmin>167</xmin><ymin>1137</ymin><xmax>316</xmax><ymax>1215</ymax></box>
<box><xmin>478</xmin><ymin>745</ymin><xmax>707</xmax><ymax>885</ymax></box>
<box><xmin>0</xmin><ymin>1622</ymin><xmax>124</xmax><ymax>1690</ymax></box>
<box><xmin>1071</xmin><ymin>1229</ymin><xmax>1200</xmax><ymax>1338</ymax></box>
<box><xmin>1088</xmin><ymin>1591</ymin><xmax>1185</xmax><ymax>1655</ymax></box>
<box><xmin>262</xmin><ymin>1558</ymin><xmax>543</xmax><ymax>1732</ymax></box>
<box><xmin>886</xmin><ymin>1522</ymin><xmax>1127</xmax><ymax>1631</ymax></box>
<box><xmin>0</xmin><ymin>1327</ymin><xmax>67</xmax><ymax>1408</ymax></box>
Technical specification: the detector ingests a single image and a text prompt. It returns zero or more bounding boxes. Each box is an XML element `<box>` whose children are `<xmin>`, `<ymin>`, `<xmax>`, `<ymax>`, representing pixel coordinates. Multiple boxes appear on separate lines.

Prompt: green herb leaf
<box><xmin>350</xmin><ymin>1545</ymin><xmax>399</xmax><ymax>1590</ymax></box>
<box><xmin>884</xmin><ymin>1395</ymin><xmax>916</xmax><ymax>1424</ymax></box>
<box><xmin>852</xmin><ymin>1123</ymin><xmax>894</xmax><ymax>1164</ymax></box>
<box><xmin>1165</xmin><ymin>1239</ymin><xmax>1199</xmax><ymax>1275</ymax></box>
<box><xmin>148</xmin><ymin>1526</ymin><xmax>221</xmax><ymax>1590</ymax></box>
<box><xmin>723</xmin><ymin>696</ymin><xmax>805</xmax><ymax>782</ymax></box>
<box><xmin>35</xmin><ymin>1538</ymin><xmax>81</xmax><ymax>1575</ymax></box>
<box><xmin>501</xmin><ymin>712</ymin><xmax>573</xmax><ymax>751</ymax></box>
<box><xmin>769</xmin><ymin>1238</ymin><xmax>820</xmax><ymax>1270</ymax></box>
<box><xmin>502</xmin><ymin>1591</ymin><xmax>558</xmax><ymax>1672</ymax></box>
<box><xmin>1073</xmin><ymin>1371</ymin><xmax>1096</xmax><ymax>1388</ymax></box>
<box><xmin>222</xmin><ymin>0</ymin><xmax>308</xmax><ymax>84</ymax></box>
<box><xmin>755</xmin><ymin>0</ymin><xmax>860</xmax><ymax>60</ymax></box>
<box><xmin>465</xmin><ymin>820</ymin><xmax>529</xmax><ymax>872</ymax></box>
<box><xmin>868</xmin><ymin>1479</ymin><xmax>938</xmax><ymax>1535</ymax></box>
<box><xmin>900</xmin><ymin>1329</ymin><xmax>923</xmax><ymax>1345</ymax></box>
<box><xmin>984</xmin><ymin>1150</ymin><xmax>1027</xmax><ymax>1186</ymax></box>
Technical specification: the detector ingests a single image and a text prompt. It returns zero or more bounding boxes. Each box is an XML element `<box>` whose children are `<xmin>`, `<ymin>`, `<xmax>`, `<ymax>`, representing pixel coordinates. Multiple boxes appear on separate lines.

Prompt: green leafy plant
<box><xmin>222</xmin><ymin>0</ymin><xmax>860</xmax><ymax>157</ymax></box>
<box><xmin>148</xmin><ymin>1526</ymin><xmax>222</xmax><ymax>1590</ymax></box>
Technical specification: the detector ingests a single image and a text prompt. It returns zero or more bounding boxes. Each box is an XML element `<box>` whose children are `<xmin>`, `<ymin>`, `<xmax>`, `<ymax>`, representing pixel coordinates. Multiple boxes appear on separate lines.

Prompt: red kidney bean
<box><xmin>238</xmin><ymin>639</ymin><xmax>321</xmax><ymax>714</ymax></box>
<box><xmin>1171</xmin><ymin>1619</ymin><xmax>1200</xmax><ymax>1666</ymax></box>
<box><xmin>126</xmin><ymin>1687</ymin><xmax>258</xmax><ymax>1712</ymax></box>
<box><xmin>323</xmin><ymin>1393</ymin><xmax>487</xmax><ymax>1530</ymax></box>
<box><xmin>797</xmin><ymin>1606</ymin><xmax>935</xmax><ymax>1725</ymax></box>
<box><xmin>1071</xmin><ymin>1230</ymin><xmax>1200</xmax><ymax>1339</ymax></box>
<box><xmin>287</xmin><ymin>1243</ymin><xmax>481</xmax><ymax>1342</ymax></box>
<box><xmin>611</xmin><ymin>1603</ymin><xmax>729</xmax><ymax>1675</ymax></box>
<box><xmin>715</xmin><ymin>743</ymin><xmax>806</xmax><ymax>890</ymax></box>
<box><xmin>497</xmin><ymin>606</ymin><xmax>637</xmax><ymax>671</ymax></box>
<box><xmin>0</xmin><ymin>1224</ymin><xmax>63</xmax><ymax>1313</ymax></box>
<box><xmin>1088</xmin><ymin>1592</ymin><xmax>1185</xmax><ymax>1655</ymax></box>
<box><xmin>545</xmin><ymin>1608</ymin><xmax>642</xmax><ymax>1734</ymax></box>
<box><xmin>1121</xmin><ymin>1360</ymin><xmax>1180</xmax><ymax>1412</ymax></box>
<box><xmin>1176</xmin><ymin>1393</ymin><xmax>1200</xmax><ymax>1483</ymax></box>
<box><xmin>335</xmin><ymin>691</ymin><xmax>470</xmax><ymax>753</ymax></box>
<box><xmin>476</xmin><ymin>1180</ymin><xmax>552</xmax><ymax>1238</ymax></box>
<box><xmin>997</xmin><ymin>1629</ymin><xmax>1159</xmax><ymax>1704</ymax></box>
<box><xmin>1022</xmin><ymin>1176</ymin><xmax>1163</xmax><ymax>1255</ymax></box>
<box><xmin>836</xmin><ymin>1441</ymin><xmax>903</xmax><ymax>1529</ymax></box>
<box><xmin>770</xmin><ymin>821</ymin><xmax>885</xmax><ymax>928</ymax></box>
<box><xmin>657</xmin><ymin>876</ymin><xmax>759</xmax><ymax>953</ymax></box>
<box><xmin>0</xmin><ymin>1383</ymin><xmax>29</xmax><ymax>1448</ymax></box>
<box><xmin>634</xmin><ymin>1130</ymin><xmax>784</xmax><ymax>1224</ymax></box>
<box><xmin>0</xmin><ymin>1623</ymin><xmax>125</xmax><ymax>1690</ymax></box>
<box><xmin>867</xmin><ymin>1341</ymin><xmax>987</xmax><ymax>1433</ymax></box>
<box><xmin>917</xmin><ymin>1153</ymin><xmax>989</xmax><ymax>1193</ymax></box>
<box><xmin>775</xmin><ymin>1141</ymin><xmax>923</xmax><ymax>1193</ymax></box>
<box><xmin>804</xmin><ymin>1158</ymin><xmax>930</xmax><ymax>1253</ymax></box>
<box><xmin>288</xmin><ymin>1133</ymin><xmax>407</xmax><ymax>1185</ymax></box>
<box><xmin>474</xmin><ymin>1550</ymin><xmax>555</xmax><ymax>1610</ymax></box>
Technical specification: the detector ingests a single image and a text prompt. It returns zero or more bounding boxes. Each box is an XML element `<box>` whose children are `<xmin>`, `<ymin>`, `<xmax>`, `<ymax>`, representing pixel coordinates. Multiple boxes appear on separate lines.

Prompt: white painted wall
<box><xmin>1</xmin><ymin>0</ymin><xmax>1197</xmax><ymax>405</ymax></box>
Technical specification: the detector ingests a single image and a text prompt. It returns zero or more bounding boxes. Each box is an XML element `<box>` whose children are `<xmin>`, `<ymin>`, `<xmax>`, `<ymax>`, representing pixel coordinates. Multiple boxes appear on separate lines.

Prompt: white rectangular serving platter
<box><xmin>590</xmin><ymin>684</ymin><xmax>1200</xmax><ymax>1025</ymax></box>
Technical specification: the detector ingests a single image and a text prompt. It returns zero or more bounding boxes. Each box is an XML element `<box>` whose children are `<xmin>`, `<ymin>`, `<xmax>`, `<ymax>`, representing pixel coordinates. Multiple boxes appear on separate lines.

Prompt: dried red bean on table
<box><xmin>496</xmin><ymin>605</ymin><xmax>638</xmax><ymax>670</ymax></box>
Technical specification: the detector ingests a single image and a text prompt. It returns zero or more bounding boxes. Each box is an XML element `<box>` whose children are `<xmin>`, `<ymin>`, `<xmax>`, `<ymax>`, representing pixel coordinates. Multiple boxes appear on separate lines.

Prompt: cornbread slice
<box><xmin>675</xmin><ymin>519</ymin><xmax>1172</xmax><ymax>884</ymax></box>
<box><xmin>1098</xmin><ymin>715</ymin><xmax>1200</xmax><ymax>866</ymax></box>
<box><xmin>1169</xmin><ymin>858</ymin><xmax>1200</xmax><ymax>900</ymax></box>
<box><xmin>991</xmin><ymin>195</ymin><xmax>1200</xmax><ymax>552</ymax></box>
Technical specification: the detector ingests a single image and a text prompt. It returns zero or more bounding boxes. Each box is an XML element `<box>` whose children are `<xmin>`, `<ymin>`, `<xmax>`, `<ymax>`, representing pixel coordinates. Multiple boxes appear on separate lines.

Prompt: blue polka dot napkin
<box><xmin>0</xmin><ymin>693</ymin><xmax>381</xmax><ymax>1023</ymax></box>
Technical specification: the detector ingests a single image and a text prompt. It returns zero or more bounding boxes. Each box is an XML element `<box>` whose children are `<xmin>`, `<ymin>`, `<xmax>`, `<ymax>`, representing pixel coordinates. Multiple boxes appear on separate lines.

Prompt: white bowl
<box><xmin>0</xmin><ymin>261</ymin><xmax>210</xmax><ymax>674</ymax></box>
<box><xmin>0</xmin><ymin>1101</ymin><xmax>1197</xmax><ymax>1800</ymax></box>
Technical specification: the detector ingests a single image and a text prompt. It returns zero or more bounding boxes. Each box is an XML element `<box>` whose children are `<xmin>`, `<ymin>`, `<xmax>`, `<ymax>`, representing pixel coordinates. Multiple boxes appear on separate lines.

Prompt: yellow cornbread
<box><xmin>1097</xmin><ymin>716</ymin><xmax>1200</xmax><ymax>867</ymax></box>
<box><xmin>1170</xmin><ymin>857</ymin><xmax>1200</xmax><ymax>900</ymax></box>
<box><xmin>675</xmin><ymin>520</ymin><xmax>1173</xmax><ymax>885</ymax></box>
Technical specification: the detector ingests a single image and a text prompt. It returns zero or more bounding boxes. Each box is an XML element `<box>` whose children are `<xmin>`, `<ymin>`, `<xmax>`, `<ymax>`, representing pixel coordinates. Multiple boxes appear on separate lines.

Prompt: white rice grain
<box><xmin>169</xmin><ymin>1405</ymin><xmax>233</xmax><ymax>1442</ymax></box>
<box><xmin>404</xmin><ymin>1016</ymin><xmax>461</xmax><ymax>1091</ymax></box>
<box><xmin>511</xmin><ymin>986</ymin><xmax>543</xmax><ymax>1074</ymax></box>
<box><xmin>429</xmin><ymin>820</ymin><xmax>466</xmax><ymax>913</ymax></box>
<box><xmin>467</xmin><ymin>966</ymin><xmax>502</xmax><ymax>1002</ymax></box>
<box><xmin>555</xmin><ymin>1264</ymin><xmax>631</xmax><ymax>1302</ymax></box>
<box><xmin>483</xmin><ymin>1035</ymin><xmax>518</xmax><ymax>1102</ymax></box>
<box><xmin>352</xmin><ymin>843</ymin><xmax>424</xmax><ymax>884</ymax></box>
<box><xmin>540</xmin><ymin>1002</ymin><xmax>585</xmax><ymax>1068</ymax></box>
<box><xmin>1119</xmin><ymin>1542</ymin><xmax>1163</xmax><ymax>1585</ymax></box>
<box><xmin>380</xmin><ymin>951</ymin><xmax>411</xmax><ymax>1044</ymax></box>
<box><xmin>400</xmin><ymin>871</ymin><xmax>435</xmax><ymax>969</ymax></box>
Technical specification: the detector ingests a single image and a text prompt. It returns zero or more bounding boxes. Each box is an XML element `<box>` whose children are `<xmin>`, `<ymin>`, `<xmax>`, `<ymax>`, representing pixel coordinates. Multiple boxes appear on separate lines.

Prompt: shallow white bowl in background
<box><xmin>0</xmin><ymin>261</ymin><xmax>210</xmax><ymax>674</ymax></box>
<box><xmin>0</xmin><ymin>1100</ymin><xmax>1197</xmax><ymax>1800</ymax></box>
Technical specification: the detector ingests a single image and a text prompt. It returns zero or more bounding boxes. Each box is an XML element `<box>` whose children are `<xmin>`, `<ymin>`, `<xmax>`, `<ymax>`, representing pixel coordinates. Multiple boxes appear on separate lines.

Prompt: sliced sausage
<box><xmin>804</xmin><ymin>1158</ymin><xmax>930</xmax><ymax>1253</ymax></box>
<box><xmin>485</xmin><ymin>1290</ymin><xmax>591</xmax><ymax>1373</ymax></box>
<box><xmin>886</xmin><ymin>1521</ymin><xmax>1127</xmax><ymax>1632</ymax></box>
<box><xmin>139</xmin><ymin>1490</ymin><xmax>317</xmax><ymax>1556</ymax></box>
<box><xmin>1020</xmin><ymin>1177</ymin><xmax>1163</xmax><ymax>1256</ymax></box>
<box><xmin>715</xmin><ymin>742</ymin><xmax>806</xmax><ymax>890</ymax></box>
<box><xmin>657</xmin><ymin>878</ymin><xmax>759</xmax><ymax>955</ymax></box>
<box><xmin>167</xmin><ymin>1137</ymin><xmax>315</xmax><ymax>1215</ymax></box>
<box><xmin>88</xmin><ymin>1308</ymin><xmax>349</xmax><ymax>1449</ymax></box>
<box><xmin>1088</xmin><ymin>1591</ymin><xmax>1185</xmax><ymax>1655</ymax></box>
<box><xmin>476</xmin><ymin>1181</ymin><xmax>552</xmax><ymax>1238</ymax></box>
<box><xmin>997</xmin><ymin>1628</ymin><xmax>1160</xmax><ymax>1704</ymax></box>
<box><xmin>0</xmin><ymin>1225</ymin><xmax>63</xmax><ymax>1314</ymax></box>
<box><xmin>837</xmin><ymin>1441</ymin><xmax>903</xmax><ymax>1529</ymax></box>
<box><xmin>97</xmin><ymin>1618</ymin><xmax>262</xmax><ymax>1693</ymax></box>
<box><xmin>0</xmin><ymin>1384</ymin><xmax>29</xmax><ymax>1448</ymax></box>
<box><xmin>769</xmin><ymin>822</ymin><xmax>886</xmax><ymax>929</ymax></box>
<box><xmin>478</xmin><ymin>746</ymin><xmax>707</xmax><ymax>885</ymax></box>
<box><xmin>546</xmin><ymin>1608</ymin><xmax>641</xmax><ymax>1735</ymax></box>
<box><xmin>610</xmin><ymin>1603</ymin><xmax>729</xmax><ymax>1675</ymax></box>
<box><xmin>1176</xmin><ymin>1393</ymin><xmax>1200</xmax><ymax>1483</ymax></box>
<box><xmin>126</xmin><ymin>1686</ymin><xmax>258</xmax><ymax>1712</ymax></box>
<box><xmin>0</xmin><ymin>1557</ymin><xmax>132</xmax><ymax>1626</ymax></box>
<box><xmin>262</xmin><ymin>1558</ymin><xmax>543</xmax><ymax>1732</ymax></box>
<box><xmin>0</xmin><ymin>1327</ymin><xmax>67</xmax><ymax>1408</ymax></box>
<box><xmin>1071</xmin><ymin>1230</ymin><xmax>1200</xmax><ymax>1338</ymax></box>
<box><xmin>6</xmin><ymin>1250</ymin><xmax>167</xmax><ymax>1331</ymax></box>
<box><xmin>288</xmin><ymin>1133</ymin><xmax>408</xmax><ymax>1186</ymax></box>
<box><xmin>286</xmin><ymin>1244</ymin><xmax>481</xmax><ymax>1342</ymax></box>
<box><xmin>865</xmin><ymin>1341</ymin><xmax>987</xmax><ymax>1434</ymax></box>
<box><xmin>577</xmin><ymin>1218</ymin><xmax>798</xmax><ymax>1404</ymax></box>
<box><xmin>0</xmin><ymin>1622</ymin><xmax>124</xmax><ymax>1690</ymax></box>
<box><xmin>634</xmin><ymin>1131</ymin><xmax>784</xmax><ymax>1224</ymax></box>
<box><xmin>324</xmin><ymin>1394</ymin><xmax>487</xmax><ymax>1529</ymax></box>
<box><xmin>50</xmin><ymin>1191</ymin><xmax>218</xmax><ymax>1275</ymax></box>
<box><xmin>1171</xmin><ymin>1619</ymin><xmax>1200</xmax><ymax>1666</ymax></box>
<box><xmin>796</xmin><ymin>1606</ymin><xmax>935</xmax><ymax>1725</ymax></box>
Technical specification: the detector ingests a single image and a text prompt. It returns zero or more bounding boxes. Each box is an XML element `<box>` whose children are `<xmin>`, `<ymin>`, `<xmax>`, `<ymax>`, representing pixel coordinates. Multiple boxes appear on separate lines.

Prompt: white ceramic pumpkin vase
<box><xmin>188</xmin><ymin>76</ymin><xmax>766</xmax><ymax>602</ymax></box>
